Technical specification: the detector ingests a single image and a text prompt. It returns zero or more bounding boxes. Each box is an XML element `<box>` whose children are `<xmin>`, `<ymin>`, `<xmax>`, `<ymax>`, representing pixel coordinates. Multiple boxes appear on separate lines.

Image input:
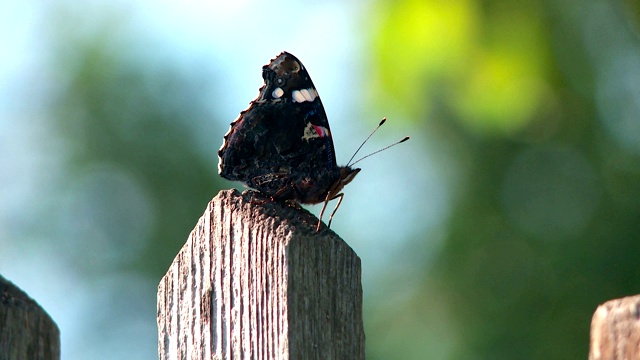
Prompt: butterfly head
<box><xmin>329</xmin><ymin>166</ymin><xmax>361</xmax><ymax>198</ymax></box>
<box><xmin>259</xmin><ymin>52</ymin><xmax>319</xmax><ymax>104</ymax></box>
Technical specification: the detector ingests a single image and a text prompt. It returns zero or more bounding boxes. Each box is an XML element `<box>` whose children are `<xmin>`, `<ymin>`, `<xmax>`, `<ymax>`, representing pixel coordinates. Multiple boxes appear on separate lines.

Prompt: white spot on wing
<box><xmin>292</xmin><ymin>90</ymin><xmax>306</xmax><ymax>103</ymax></box>
<box><xmin>272</xmin><ymin>87</ymin><xmax>284</xmax><ymax>99</ymax></box>
<box><xmin>292</xmin><ymin>88</ymin><xmax>317</xmax><ymax>103</ymax></box>
<box><xmin>300</xmin><ymin>88</ymin><xmax>313</xmax><ymax>102</ymax></box>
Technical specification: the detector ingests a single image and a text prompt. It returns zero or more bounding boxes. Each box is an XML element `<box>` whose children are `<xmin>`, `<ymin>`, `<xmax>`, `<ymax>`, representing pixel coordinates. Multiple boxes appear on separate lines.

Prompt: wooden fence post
<box><xmin>0</xmin><ymin>275</ymin><xmax>60</xmax><ymax>360</ymax></box>
<box><xmin>589</xmin><ymin>294</ymin><xmax>640</xmax><ymax>360</ymax></box>
<box><xmin>157</xmin><ymin>189</ymin><xmax>365</xmax><ymax>360</ymax></box>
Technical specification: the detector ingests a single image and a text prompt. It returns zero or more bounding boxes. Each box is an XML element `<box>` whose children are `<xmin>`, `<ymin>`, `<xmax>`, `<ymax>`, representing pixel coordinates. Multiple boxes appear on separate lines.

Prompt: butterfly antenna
<box><xmin>349</xmin><ymin>136</ymin><xmax>410</xmax><ymax>167</ymax></box>
<box><xmin>346</xmin><ymin>118</ymin><xmax>387</xmax><ymax>166</ymax></box>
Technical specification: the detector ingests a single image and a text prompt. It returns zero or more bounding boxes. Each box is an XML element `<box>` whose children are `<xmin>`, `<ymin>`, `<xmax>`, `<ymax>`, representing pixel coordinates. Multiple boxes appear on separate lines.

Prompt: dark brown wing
<box><xmin>217</xmin><ymin>52</ymin><xmax>341</xmax><ymax>202</ymax></box>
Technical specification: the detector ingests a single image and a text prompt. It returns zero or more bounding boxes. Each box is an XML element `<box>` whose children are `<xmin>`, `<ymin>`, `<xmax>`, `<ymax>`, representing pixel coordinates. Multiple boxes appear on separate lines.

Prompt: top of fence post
<box><xmin>589</xmin><ymin>294</ymin><xmax>640</xmax><ymax>360</ymax></box>
<box><xmin>0</xmin><ymin>275</ymin><xmax>60</xmax><ymax>360</ymax></box>
<box><xmin>157</xmin><ymin>189</ymin><xmax>365</xmax><ymax>360</ymax></box>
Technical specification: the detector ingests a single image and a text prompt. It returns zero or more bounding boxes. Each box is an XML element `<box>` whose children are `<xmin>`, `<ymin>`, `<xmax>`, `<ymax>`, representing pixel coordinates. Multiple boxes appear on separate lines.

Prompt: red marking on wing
<box><xmin>313</xmin><ymin>125</ymin><xmax>331</xmax><ymax>138</ymax></box>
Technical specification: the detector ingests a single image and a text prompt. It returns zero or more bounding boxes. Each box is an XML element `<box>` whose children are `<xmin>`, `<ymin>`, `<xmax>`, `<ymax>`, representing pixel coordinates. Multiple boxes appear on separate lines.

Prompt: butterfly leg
<box><xmin>271</xmin><ymin>183</ymin><xmax>294</xmax><ymax>201</ymax></box>
<box><xmin>326</xmin><ymin>193</ymin><xmax>344</xmax><ymax>229</ymax></box>
<box><xmin>315</xmin><ymin>192</ymin><xmax>344</xmax><ymax>232</ymax></box>
<box><xmin>317</xmin><ymin>200</ymin><xmax>330</xmax><ymax>232</ymax></box>
<box><xmin>251</xmin><ymin>173</ymin><xmax>295</xmax><ymax>201</ymax></box>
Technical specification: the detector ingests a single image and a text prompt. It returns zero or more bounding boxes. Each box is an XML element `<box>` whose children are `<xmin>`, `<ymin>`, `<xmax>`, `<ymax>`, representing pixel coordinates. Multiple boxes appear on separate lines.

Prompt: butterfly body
<box><xmin>218</xmin><ymin>52</ymin><xmax>359</xmax><ymax>228</ymax></box>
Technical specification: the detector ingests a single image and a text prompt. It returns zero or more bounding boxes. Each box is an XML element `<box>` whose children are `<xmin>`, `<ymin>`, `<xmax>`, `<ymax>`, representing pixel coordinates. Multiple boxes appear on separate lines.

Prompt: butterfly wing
<box><xmin>218</xmin><ymin>52</ymin><xmax>340</xmax><ymax>203</ymax></box>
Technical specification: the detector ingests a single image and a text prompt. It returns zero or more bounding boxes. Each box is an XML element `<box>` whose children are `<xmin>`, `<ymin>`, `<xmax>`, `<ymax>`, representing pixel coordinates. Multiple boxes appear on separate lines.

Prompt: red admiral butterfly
<box><xmin>218</xmin><ymin>52</ymin><xmax>408</xmax><ymax>231</ymax></box>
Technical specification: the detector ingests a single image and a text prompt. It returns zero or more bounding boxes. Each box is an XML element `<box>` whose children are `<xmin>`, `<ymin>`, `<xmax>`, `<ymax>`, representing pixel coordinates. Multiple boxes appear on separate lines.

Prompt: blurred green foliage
<box><xmin>49</xmin><ymin>12</ymin><xmax>220</xmax><ymax>276</ymax></box>
<box><xmin>367</xmin><ymin>0</ymin><xmax>640</xmax><ymax>359</ymax></box>
<box><xmin>370</xmin><ymin>0</ymin><xmax>549</xmax><ymax>135</ymax></box>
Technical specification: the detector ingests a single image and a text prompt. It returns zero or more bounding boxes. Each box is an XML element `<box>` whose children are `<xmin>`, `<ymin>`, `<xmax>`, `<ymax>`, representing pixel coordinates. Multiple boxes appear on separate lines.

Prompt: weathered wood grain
<box><xmin>0</xmin><ymin>275</ymin><xmax>60</xmax><ymax>360</ymax></box>
<box><xmin>158</xmin><ymin>189</ymin><xmax>364</xmax><ymax>360</ymax></box>
<box><xmin>590</xmin><ymin>295</ymin><xmax>640</xmax><ymax>360</ymax></box>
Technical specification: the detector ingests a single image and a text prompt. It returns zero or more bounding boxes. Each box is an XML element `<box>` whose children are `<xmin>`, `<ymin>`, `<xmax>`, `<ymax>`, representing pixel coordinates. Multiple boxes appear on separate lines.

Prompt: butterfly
<box><xmin>218</xmin><ymin>52</ymin><xmax>407</xmax><ymax>231</ymax></box>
